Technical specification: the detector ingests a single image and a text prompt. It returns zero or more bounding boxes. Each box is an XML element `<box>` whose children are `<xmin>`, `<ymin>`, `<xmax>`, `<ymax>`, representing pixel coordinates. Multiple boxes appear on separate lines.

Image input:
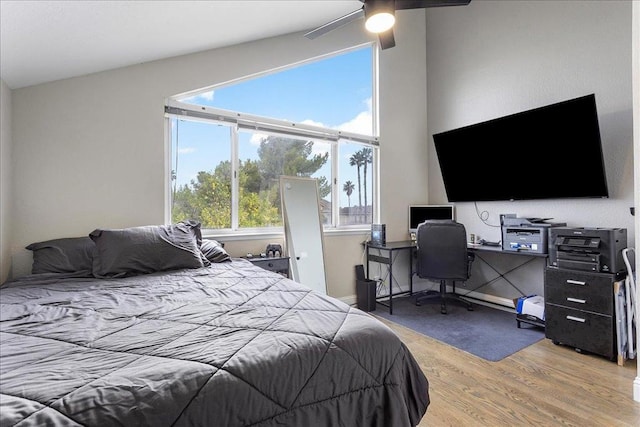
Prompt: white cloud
<box><xmin>198</xmin><ymin>91</ymin><xmax>214</xmax><ymax>101</ymax></box>
<box><xmin>301</xmin><ymin>119</ymin><xmax>326</xmax><ymax>128</ymax></box>
<box><xmin>178</xmin><ymin>147</ymin><xmax>196</xmax><ymax>154</ymax></box>
<box><xmin>336</xmin><ymin>97</ymin><xmax>373</xmax><ymax>135</ymax></box>
<box><xmin>247</xmin><ymin>97</ymin><xmax>373</xmax><ymax>151</ymax></box>
<box><xmin>181</xmin><ymin>90</ymin><xmax>214</xmax><ymax>103</ymax></box>
<box><xmin>250</xmin><ymin>132</ymin><xmax>269</xmax><ymax>145</ymax></box>
<box><xmin>337</xmin><ymin>110</ymin><xmax>373</xmax><ymax>135</ymax></box>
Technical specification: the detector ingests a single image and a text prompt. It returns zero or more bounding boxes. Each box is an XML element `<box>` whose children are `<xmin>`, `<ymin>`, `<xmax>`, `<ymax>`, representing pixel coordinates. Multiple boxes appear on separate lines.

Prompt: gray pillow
<box><xmin>200</xmin><ymin>239</ymin><xmax>230</xmax><ymax>263</ymax></box>
<box><xmin>26</xmin><ymin>237</ymin><xmax>95</xmax><ymax>275</ymax></box>
<box><xmin>89</xmin><ymin>222</ymin><xmax>205</xmax><ymax>278</ymax></box>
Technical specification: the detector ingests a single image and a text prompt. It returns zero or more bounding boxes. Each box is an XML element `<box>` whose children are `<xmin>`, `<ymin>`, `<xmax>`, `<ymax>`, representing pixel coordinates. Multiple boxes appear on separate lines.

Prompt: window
<box><xmin>166</xmin><ymin>46</ymin><xmax>378</xmax><ymax>233</ymax></box>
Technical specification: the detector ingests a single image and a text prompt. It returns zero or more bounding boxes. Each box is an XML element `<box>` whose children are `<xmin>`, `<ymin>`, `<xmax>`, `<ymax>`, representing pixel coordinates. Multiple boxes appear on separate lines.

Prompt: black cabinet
<box><xmin>245</xmin><ymin>256</ymin><xmax>290</xmax><ymax>278</ymax></box>
<box><xmin>544</xmin><ymin>267</ymin><xmax>620</xmax><ymax>360</ymax></box>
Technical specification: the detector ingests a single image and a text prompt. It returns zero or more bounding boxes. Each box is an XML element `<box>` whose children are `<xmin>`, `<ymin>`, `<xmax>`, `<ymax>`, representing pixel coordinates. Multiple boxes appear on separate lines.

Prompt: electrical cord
<box><xmin>474</xmin><ymin>202</ymin><xmax>501</xmax><ymax>228</ymax></box>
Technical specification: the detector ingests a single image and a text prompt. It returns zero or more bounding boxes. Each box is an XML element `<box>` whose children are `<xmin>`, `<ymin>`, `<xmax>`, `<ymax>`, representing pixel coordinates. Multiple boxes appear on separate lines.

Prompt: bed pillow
<box><xmin>89</xmin><ymin>222</ymin><xmax>205</xmax><ymax>278</ymax></box>
<box><xmin>200</xmin><ymin>239</ymin><xmax>231</xmax><ymax>263</ymax></box>
<box><xmin>26</xmin><ymin>237</ymin><xmax>95</xmax><ymax>275</ymax></box>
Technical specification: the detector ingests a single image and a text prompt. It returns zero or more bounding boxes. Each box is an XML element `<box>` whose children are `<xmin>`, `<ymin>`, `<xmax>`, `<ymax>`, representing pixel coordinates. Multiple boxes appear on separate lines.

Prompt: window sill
<box><xmin>202</xmin><ymin>226</ymin><xmax>370</xmax><ymax>242</ymax></box>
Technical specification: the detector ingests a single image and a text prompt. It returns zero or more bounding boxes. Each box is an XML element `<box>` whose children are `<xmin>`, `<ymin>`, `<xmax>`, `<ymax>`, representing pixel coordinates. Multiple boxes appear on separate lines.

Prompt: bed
<box><xmin>0</xmin><ymin>223</ymin><xmax>429</xmax><ymax>426</ymax></box>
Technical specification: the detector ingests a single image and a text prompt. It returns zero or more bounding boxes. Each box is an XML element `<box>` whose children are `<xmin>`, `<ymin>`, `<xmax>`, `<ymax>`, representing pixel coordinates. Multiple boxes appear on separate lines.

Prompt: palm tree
<box><xmin>343</xmin><ymin>180</ymin><xmax>355</xmax><ymax>210</ymax></box>
<box><xmin>349</xmin><ymin>152</ymin><xmax>365</xmax><ymax>215</ymax></box>
<box><xmin>360</xmin><ymin>148</ymin><xmax>372</xmax><ymax>222</ymax></box>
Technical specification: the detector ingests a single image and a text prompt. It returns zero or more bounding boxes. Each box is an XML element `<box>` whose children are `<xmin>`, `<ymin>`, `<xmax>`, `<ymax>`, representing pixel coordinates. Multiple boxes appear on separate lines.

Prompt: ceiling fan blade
<box><xmin>378</xmin><ymin>29</ymin><xmax>396</xmax><ymax>50</ymax></box>
<box><xmin>395</xmin><ymin>0</ymin><xmax>472</xmax><ymax>10</ymax></box>
<box><xmin>304</xmin><ymin>8</ymin><xmax>365</xmax><ymax>39</ymax></box>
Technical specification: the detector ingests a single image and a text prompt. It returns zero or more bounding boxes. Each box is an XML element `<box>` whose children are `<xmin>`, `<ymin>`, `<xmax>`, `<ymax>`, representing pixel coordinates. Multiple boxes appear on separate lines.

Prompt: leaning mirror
<box><xmin>280</xmin><ymin>176</ymin><xmax>328</xmax><ymax>295</ymax></box>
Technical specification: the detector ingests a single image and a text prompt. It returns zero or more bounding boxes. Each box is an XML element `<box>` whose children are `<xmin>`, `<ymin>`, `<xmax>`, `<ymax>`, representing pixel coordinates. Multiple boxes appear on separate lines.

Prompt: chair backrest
<box><xmin>416</xmin><ymin>219</ymin><xmax>470</xmax><ymax>281</ymax></box>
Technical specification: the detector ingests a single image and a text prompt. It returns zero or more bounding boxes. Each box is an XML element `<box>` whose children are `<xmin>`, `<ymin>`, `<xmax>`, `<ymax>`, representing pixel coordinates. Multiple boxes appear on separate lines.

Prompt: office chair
<box><xmin>414</xmin><ymin>219</ymin><xmax>474</xmax><ymax>314</ymax></box>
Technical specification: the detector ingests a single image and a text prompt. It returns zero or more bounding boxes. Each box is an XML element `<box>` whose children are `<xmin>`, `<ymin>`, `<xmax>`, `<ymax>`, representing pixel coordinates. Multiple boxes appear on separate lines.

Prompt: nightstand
<box><xmin>245</xmin><ymin>256</ymin><xmax>290</xmax><ymax>278</ymax></box>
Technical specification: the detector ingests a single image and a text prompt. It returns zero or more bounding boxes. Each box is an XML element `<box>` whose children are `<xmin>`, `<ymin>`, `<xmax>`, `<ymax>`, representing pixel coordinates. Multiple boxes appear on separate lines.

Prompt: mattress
<box><xmin>0</xmin><ymin>259</ymin><xmax>429</xmax><ymax>426</ymax></box>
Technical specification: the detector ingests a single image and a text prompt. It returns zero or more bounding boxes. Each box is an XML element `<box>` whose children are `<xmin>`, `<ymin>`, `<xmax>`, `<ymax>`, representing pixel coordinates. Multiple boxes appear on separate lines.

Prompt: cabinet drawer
<box><xmin>544</xmin><ymin>268</ymin><xmax>614</xmax><ymax>314</ymax></box>
<box><xmin>249</xmin><ymin>257</ymin><xmax>289</xmax><ymax>273</ymax></box>
<box><xmin>545</xmin><ymin>303</ymin><xmax>615</xmax><ymax>359</ymax></box>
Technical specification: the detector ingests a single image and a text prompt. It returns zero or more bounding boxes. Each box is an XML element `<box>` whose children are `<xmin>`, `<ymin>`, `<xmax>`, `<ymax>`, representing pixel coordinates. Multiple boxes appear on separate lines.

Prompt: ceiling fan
<box><xmin>305</xmin><ymin>0</ymin><xmax>472</xmax><ymax>50</ymax></box>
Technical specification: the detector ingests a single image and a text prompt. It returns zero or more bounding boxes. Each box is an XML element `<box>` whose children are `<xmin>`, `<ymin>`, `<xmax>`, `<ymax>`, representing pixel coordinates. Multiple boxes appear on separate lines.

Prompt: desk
<box><xmin>467</xmin><ymin>244</ymin><xmax>548</xmax><ymax>297</ymax></box>
<box><xmin>365</xmin><ymin>240</ymin><xmax>548</xmax><ymax>314</ymax></box>
<box><xmin>365</xmin><ymin>240</ymin><xmax>415</xmax><ymax>315</ymax></box>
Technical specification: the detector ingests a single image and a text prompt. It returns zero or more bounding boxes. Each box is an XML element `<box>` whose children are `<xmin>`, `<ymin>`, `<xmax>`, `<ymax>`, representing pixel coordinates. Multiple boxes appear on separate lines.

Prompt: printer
<box><xmin>548</xmin><ymin>227</ymin><xmax>627</xmax><ymax>273</ymax></box>
<box><xmin>501</xmin><ymin>215</ymin><xmax>566</xmax><ymax>254</ymax></box>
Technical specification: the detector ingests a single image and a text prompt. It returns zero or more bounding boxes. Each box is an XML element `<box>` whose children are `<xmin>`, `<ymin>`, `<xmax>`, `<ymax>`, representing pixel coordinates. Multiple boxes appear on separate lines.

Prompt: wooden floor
<box><xmin>374</xmin><ymin>315</ymin><xmax>640</xmax><ymax>427</ymax></box>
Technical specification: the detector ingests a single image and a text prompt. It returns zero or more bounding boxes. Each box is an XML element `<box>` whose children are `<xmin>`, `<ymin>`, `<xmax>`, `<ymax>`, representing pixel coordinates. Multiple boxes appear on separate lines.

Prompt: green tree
<box><xmin>258</xmin><ymin>137</ymin><xmax>328</xmax><ymax>178</ymax></box>
<box><xmin>316</xmin><ymin>176</ymin><xmax>331</xmax><ymax>200</ymax></box>
<box><xmin>257</xmin><ymin>136</ymin><xmax>330</xmax><ymax>204</ymax></box>
<box><xmin>172</xmin><ymin>135</ymin><xmax>329</xmax><ymax>228</ymax></box>
<box><xmin>239</xmin><ymin>158</ymin><xmax>282</xmax><ymax>227</ymax></box>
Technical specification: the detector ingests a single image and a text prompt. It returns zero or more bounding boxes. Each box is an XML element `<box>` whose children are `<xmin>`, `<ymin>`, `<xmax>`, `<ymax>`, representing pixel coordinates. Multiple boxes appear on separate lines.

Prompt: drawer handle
<box><xmin>566</xmin><ymin>315</ymin><xmax>586</xmax><ymax>323</ymax></box>
<box><xmin>566</xmin><ymin>297</ymin><xmax>586</xmax><ymax>304</ymax></box>
<box><xmin>566</xmin><ymin>279</ymin><xmax>586</xmax><ymax>286</ymax></box>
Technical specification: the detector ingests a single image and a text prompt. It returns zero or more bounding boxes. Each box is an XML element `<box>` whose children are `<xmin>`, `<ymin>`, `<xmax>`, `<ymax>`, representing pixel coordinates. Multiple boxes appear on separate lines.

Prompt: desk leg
<box><xmin>409</xmin><ymin>249</ymin><xmax>414</xmax><ymax>296</ymax></box>
<box><xmin>365</xmin><ymin>245</ymin><xmax>370</xmax><ymax>279</ymax></box>
<box><xmin>388</xmin><ymin>251</ymin><xmax>393</xmax><ymax>315</ymax></box>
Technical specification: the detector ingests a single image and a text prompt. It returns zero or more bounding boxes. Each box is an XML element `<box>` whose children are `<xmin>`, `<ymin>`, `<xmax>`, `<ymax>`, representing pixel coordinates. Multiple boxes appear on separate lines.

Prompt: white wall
<box><xmin>7</xmin><ymin>11</ymin><xmax>428</xmax><ymax>299</ymax></box>
<box><xmin>631</xmin><ymin>0</ymin><xmax>640</xmax><ymax>404</ymax></box>
<box><xmin>425</xmin><ymin>0</ymin><xmax>634</xmax><ymax>301</ymax></box>
<box><xmin>0</xmin><ymin>79</ymin><xmax>12</xmax><ymax>283</ymax></box>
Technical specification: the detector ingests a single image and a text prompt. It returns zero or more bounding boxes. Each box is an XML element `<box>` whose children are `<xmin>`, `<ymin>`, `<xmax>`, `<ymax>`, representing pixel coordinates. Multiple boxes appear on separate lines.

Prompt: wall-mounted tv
<box><xmin>433</xmin><ymin>94</ymin><xmax>609</xmax><ymax>202</ymax></box>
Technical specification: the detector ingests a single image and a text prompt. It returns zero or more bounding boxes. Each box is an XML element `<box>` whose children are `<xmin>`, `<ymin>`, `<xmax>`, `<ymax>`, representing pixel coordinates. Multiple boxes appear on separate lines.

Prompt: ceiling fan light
<box><xmin>365</xmin><ymin>12</ymin><xmax>395</xmax><ymax>33</ymax></box>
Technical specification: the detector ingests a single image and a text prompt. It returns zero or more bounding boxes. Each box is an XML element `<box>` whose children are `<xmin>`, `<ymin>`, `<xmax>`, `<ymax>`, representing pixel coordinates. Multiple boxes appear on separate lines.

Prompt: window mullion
<box><xmin>231</xmin><ymin>126</ymin><xmax>239</xmax><ymax>230</ymax></box>
<box><xmin>331</xmin><ymin>142</ymin><xmax>341</xmax><ymax>227</ymax></box>
<box><xmin>372</xmin><ymin>147</ymin><xmax>380</xmax><ymax>224</ymax></box>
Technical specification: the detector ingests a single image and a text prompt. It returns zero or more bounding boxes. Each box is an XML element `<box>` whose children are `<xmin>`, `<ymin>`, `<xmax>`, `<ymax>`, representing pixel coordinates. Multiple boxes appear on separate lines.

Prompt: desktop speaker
<box><xmin>371</xmin><ymin>224</ymin><xmax>386</xmax><ymax>245</ymax></box>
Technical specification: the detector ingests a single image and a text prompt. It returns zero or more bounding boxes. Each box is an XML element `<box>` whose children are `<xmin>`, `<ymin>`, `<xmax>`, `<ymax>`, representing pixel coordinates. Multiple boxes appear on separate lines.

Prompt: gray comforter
<box><xmin>0</xmin><ymin>259</ymin><xmax>429</xmax><ymax>426</ymax></box>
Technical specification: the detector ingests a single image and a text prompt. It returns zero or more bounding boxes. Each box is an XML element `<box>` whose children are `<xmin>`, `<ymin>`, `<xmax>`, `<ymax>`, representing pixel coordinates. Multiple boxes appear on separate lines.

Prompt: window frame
<box><xmin>164</xmin><ymin>45</ymin><xmax>380</xmax><ymax>237</ymax></box>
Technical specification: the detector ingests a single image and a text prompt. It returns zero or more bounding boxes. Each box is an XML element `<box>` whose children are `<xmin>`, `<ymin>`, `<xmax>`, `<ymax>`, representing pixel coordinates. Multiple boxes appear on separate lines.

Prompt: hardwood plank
<box><xmin>373</xmin><ymin>314</ymin><xmax>640</xmax><ymax>426</ymax></box>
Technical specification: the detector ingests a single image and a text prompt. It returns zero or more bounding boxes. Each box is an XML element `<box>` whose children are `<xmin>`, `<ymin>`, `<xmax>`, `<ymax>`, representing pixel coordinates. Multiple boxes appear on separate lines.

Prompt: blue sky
<box><xmin>172</xmin><ymin>46</ymin><xmax>374</xmax><ymax>207</ymax></box>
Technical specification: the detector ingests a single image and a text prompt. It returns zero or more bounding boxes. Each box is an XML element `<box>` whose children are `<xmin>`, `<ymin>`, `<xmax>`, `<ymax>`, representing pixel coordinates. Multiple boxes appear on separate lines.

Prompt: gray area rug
<box><xmin>373</xmin><ymin>296</ymin><xmax>545</xmax><ymax>361</ymax></box>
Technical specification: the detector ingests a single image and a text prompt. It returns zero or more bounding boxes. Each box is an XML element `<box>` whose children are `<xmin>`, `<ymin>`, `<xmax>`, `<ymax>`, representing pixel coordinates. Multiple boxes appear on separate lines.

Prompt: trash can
<box><xmin>356</xmin><ymin>279</ymin><xmax>377</xmax><ymax>312</ymax></box>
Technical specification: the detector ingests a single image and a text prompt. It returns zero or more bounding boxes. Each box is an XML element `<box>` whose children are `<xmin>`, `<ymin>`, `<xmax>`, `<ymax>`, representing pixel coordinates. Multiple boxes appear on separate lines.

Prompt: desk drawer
<box><xmin>545</xmin><ymin>303</ymin><xmax>615</xmax><ymax>359</ymax></box>
<box><xmin>544</xmin><ymin>268</ymin><xmax>614</xmax><ymax>314</ymax></box>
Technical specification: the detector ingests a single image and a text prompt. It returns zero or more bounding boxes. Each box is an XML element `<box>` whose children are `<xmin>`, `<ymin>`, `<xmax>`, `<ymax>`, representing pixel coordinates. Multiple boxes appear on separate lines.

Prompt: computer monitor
<box><xmin>409</xmin><ymin>205</ymin><xmax>455</xmax><ymax>236</ymax></box>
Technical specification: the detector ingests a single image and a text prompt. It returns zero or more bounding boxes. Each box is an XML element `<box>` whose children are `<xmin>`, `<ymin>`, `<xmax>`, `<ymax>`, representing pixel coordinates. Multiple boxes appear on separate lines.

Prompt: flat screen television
<box><xmin>409</xmin><ymin>205</ymin><xmax>455</xmax><ymax>235</ymax></box>
<box><xmin>432</xmin><ymin>94</ymin><xmax>609</xmax><ymax>202</ymax></box>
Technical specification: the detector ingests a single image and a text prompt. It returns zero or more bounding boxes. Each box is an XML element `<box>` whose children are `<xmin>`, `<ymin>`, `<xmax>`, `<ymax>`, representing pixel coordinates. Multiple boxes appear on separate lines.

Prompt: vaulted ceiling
<box><xmin>0</xmin><ymin>1</ymin><xmax>362</xmax><ymax>89</ymax></box>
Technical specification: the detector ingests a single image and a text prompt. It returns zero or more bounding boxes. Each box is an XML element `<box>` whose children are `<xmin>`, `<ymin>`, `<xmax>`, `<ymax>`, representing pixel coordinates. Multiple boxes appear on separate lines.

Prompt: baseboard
<box><xmin>339</xmin><ymin>291</ymin><xmax>515</xmax><ymax>312</ymax></box>
<box><xmin>339</xmin><ymin>295</ymin><xmax>358</xmax><ymax>307</ymax></box>
<box><xmin>634</xmin><ymin>376</ymin><xmax>640</xmax><ymax>402</ymax></box>
<box><xmin>457</xmin><ymin>290</ymin><xmax>516</xmax><ymax>313</ymax></box>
